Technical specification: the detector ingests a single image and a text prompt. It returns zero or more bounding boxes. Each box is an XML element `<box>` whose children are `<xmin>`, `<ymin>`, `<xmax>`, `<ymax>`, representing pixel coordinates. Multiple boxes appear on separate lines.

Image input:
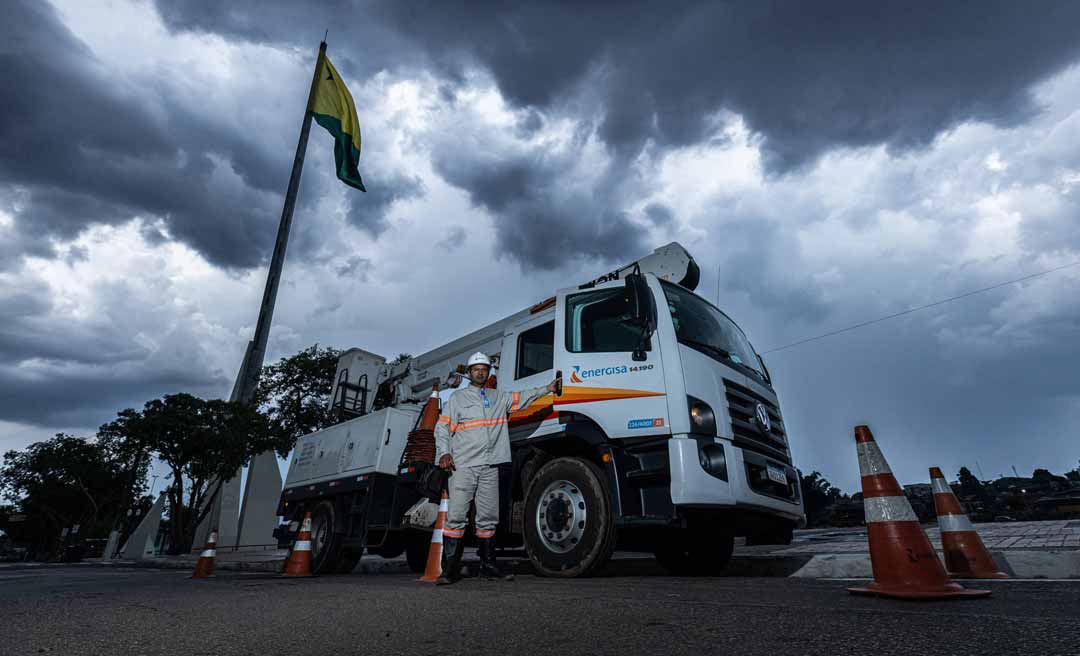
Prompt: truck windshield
<box><xmin>660</xmin><ymin>281</ymin><xmax>768</xmax><ymax>383</ymax></box>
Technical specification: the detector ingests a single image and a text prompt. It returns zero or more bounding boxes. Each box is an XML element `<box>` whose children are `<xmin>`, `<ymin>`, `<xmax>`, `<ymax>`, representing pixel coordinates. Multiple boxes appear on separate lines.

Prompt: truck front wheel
<box><xmin>523</xmin><ymin>457</ymin><xmax>616</xmax><ymax>578</ymax></box>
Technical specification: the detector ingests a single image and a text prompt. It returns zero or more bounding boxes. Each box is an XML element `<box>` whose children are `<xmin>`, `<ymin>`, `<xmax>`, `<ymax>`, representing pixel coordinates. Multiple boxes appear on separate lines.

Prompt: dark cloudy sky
<box><xmin>3</xmin><ymin>0</ymin><xmax>1080</xmax><ymax>492</ymax></box>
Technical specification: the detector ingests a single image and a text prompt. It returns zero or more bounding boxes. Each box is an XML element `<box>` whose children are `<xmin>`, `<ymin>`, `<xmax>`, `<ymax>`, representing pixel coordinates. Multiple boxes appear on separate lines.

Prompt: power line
<box><xmin>762</xmin><ymin>259</ymin><xmax>1080</xmax><ymax>355</ymax></box>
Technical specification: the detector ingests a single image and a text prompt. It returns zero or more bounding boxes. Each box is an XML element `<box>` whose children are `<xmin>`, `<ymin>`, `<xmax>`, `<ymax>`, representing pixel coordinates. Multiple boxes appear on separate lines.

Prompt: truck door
<box><xmin>501</xmin><ymin>311</ymin><xmax>559</xmax><ymax>440</ymax></box>
<box><xmin>553</xmin><ymin>277</ymin><xmax>669</xmax><ymax>439</ymax></box>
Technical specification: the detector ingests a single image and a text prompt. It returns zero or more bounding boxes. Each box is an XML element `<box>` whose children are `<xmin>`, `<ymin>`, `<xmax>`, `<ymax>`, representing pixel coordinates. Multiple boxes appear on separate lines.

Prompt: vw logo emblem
<box><xmin>754</xmin><ymin>403</ymin><xmax>771</xmax><ymax>434</ymax></box>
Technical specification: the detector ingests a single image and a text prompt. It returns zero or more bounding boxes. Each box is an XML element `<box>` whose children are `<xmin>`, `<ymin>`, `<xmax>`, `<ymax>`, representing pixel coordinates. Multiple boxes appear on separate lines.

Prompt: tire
<box><xmin>523</xmin><ymin>457</ymin><xmax>616</xmax><ymax>578</ymax></box>
<box><xmin>654</xmin><ymin>525</ymin><xmax>735</xmax><ymax>576</ymax></box>
<box><xmin>405</xmin><ymin>531</ymin><xmax>430</xmax><ymax>574</ymax></box>
<box><xmin>308</xmin><ymin>499</ymin><xmax>347</xmax><ymax>574</ymax></box>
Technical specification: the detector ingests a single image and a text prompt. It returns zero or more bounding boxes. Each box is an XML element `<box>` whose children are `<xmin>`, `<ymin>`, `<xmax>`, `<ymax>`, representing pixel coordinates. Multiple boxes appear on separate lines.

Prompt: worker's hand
<box><xmin>439</xmin><ymin>454</ymin><xmax>455</xmax><ymax>471</ymax></box>
<box><xmin>547</xmin><ymin>373</ymin><xmax>562</xmax><ymax>395</ymax></box>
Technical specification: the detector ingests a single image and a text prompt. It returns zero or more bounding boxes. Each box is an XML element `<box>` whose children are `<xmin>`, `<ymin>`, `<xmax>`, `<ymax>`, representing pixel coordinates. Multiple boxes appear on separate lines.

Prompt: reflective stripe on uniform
<box><xmin>863</xmin><ymin>496</ymin><xmax>918</xmax><ymax>523</ymax></box>
<box><xmin>511</xmin><ymin>391</ymin><xmax>521</xmax><ymax>412</ymax></box>
<box><xmin>856</xmin><ymin>441</ymin><xmax>892</xmax><ymax>477</ymax></box>
<box><xmin>475</xmin><ymin>529</ymin><xmax>495</xmax><ymax>538</ymax></box>
<box><xmin>293</xmin><ymin>540</ymin><xmax>312</xmax><ymax>551</ymax></box>
<box><xmin>937</xmin><ymin>513</ymin><xmax>975</xmax><ymax>532</ymax></box>
<box><xmin>443</xmin><ymin>527</ymin><xmax>465</xmax><ymax>538</ymax></box>
<box><xmin>930</xmin><ymin>477</ymin><xmax>952</xmax><ymax>494</ymax></box>
<box><xmin>440</xmin><ymin>417</ymin><xmax>509</xmax><ymax>432</ymax></box>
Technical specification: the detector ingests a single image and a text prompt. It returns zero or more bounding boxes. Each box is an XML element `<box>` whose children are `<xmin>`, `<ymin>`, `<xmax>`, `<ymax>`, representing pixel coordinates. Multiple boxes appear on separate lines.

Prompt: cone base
<box><xmin>948</xmin><ymin>571</ymin><xmax>1010</xmax><ymax>580</ymax></box>
<box><xmin>191</xmin><ymin>574</ymin><xmax>215</xmax><ymax>579</ymax></box>
<box><xmin>848</xmin><ymin>581</ymin><xmax>991</xmax><ymax>599</ymax></box>
<box><xmin>281</xmin><ymin>571</ymin><xmax>313</xmax><ymax>578</ymax></box>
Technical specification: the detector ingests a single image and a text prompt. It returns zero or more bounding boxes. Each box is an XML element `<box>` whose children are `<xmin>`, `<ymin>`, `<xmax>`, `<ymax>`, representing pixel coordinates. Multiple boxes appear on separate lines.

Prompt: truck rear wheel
<box><xmin>523</xmin><ymin>457</ymin><xmax>616</xmax><ymax>578</ymax></box>
<box><xmin>308</xmin><ymin>499</ymin><xmax>347</xmax><ymax>574</ymax></box>
<box><xmin>654</xmin><ymin>526</ymin><xmax>735</xmax><ymax>576</ymax></box>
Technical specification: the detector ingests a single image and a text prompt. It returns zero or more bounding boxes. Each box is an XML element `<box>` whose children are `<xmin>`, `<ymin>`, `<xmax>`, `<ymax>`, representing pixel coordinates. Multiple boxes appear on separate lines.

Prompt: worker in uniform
<box><xmin>434</xmin><ymin>352</ymin><xmax>559</xmax><ymax>585</ymax></box>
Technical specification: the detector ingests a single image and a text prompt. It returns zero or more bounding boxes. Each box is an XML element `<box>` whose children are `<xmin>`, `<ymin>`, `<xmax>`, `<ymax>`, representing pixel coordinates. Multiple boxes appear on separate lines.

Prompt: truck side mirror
<box><xmin>625</xmin><ymin>273</ymin><xmax>656</xmax><ymax>330</ymax></box>
<box><xmin>625</xmin><ymin>273</ymin><xmax>656</xmax><ymax>361</ymax></box>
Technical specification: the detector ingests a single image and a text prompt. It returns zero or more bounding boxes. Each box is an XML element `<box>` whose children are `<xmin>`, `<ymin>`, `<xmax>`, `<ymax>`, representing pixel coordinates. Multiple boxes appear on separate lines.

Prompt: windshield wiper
<box><xmin>681</xmin><ymin>338</ymin><xmax>768</xmax><ymax>383</ymax></box>
<box><xmin>680</xmin><ymin>338</ymin><xmax>731</xmax><ymax>360</ymax></box>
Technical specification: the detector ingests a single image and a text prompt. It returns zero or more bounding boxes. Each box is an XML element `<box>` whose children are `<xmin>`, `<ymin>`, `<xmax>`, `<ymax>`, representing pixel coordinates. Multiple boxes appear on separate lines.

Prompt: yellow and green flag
<box><xmin>311</xmin><ymin>56</ymin><xmax>366</xmax><ymax>192</ymax></box>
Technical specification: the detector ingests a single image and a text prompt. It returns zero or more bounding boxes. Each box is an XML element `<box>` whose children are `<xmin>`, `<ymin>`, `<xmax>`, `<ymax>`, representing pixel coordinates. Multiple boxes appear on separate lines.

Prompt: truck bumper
<box><xmin>668</xmin><ymin>435</ymin><xmax>805</xmax><ymax>525</ymax></box>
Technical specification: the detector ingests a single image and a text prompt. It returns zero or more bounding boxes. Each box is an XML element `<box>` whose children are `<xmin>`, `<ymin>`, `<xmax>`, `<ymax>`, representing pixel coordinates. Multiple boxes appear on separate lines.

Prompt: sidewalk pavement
<box><xmin>770</xmin><ymin>519</ymin><xmax>1080</xmax><ymax>579</ymax></box>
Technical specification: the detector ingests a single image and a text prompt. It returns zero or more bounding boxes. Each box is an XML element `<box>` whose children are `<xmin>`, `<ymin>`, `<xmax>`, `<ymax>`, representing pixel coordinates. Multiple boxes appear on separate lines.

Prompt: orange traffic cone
<box><xmin>847</xmin><ymin>426</ymin><xmax>989</xmax><ymax>599</ymax></box>
<box><xmin>191</xmin><ymin>530</ymin><xmax>217</xmax><ymax>579</ymax></box>
<box><xmin>282</xmin><ymin>512</ymin><xmax>313</xmax><ymax>577</ymax></box>
<box><xmin>930</xmin><ymin>467</ymin><xmax>1008</xmax><ymax>579</ymax></box>
<box><xmin>418</xmin><ymin>489</ymin><xmax>449</xmax><ymax>583</ymax></box>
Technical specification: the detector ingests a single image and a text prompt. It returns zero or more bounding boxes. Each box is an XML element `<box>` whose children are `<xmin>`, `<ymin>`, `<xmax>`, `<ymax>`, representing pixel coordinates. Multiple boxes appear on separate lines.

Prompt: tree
<box><xmin>256</xmin><ymin>344</ymin><xmax>342</xmax><ymax>442</ymax></box>
<box><xmin>0</xmin><ymin>434</ymin><xmax>145</xmax><ymax>558</ymax></box>
<box><xmin>799</xmin><ymin>471</ymin><xmax>844</xmax><ymax>526</ymax></box>
<box><xmin>99</xmin><ymin>394</ymin><xmax>289</xmax><ymax>554</ymax></box>
<box><xmin>957</xmin><ymin>467</ymin><xmax>989</xmax><ymax>501</ymax></box>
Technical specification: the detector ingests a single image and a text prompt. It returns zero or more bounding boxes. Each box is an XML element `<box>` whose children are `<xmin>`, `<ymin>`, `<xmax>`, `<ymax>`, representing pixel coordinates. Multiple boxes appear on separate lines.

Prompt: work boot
<box><xmin>436</xmin><ymin>536</ymin><xmax>463</xmax><ymax>586</ymax></box>
<box><xmin>477</xmin><ymin>537</ymin><xmax>514</xmax><ymax>581</ymax></box>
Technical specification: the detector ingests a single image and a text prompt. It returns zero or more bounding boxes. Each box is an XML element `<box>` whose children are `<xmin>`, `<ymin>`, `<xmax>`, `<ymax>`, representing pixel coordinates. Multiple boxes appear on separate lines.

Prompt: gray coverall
<box><xmin>435</xmin><ymin>385</ymin><xmax>548</xmax><ymax>538</ymax></box>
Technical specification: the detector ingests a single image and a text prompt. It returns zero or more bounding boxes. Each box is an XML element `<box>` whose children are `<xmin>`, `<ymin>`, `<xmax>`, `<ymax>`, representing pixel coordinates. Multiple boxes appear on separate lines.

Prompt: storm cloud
<box><xmin>143</xmin><ymin>0</ymin><xmax>1080</xmax><ymax>272</ymax></box>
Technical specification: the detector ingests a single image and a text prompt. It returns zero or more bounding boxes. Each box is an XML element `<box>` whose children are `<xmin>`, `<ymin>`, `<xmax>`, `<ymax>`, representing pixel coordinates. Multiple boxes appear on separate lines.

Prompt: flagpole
<box><xmin>237</xmin><ymin>40</ymin><xmax>327</xmax><ymax>406</ymax></box>
<box><xmin>199</xmin><ymin>42</ymin><xmax>327</xmax><ymax>551</ymax></box>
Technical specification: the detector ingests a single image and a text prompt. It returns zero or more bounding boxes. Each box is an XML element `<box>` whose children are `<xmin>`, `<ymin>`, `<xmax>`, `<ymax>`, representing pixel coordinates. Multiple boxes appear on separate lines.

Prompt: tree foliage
<box><xmin>100</xmin><ymin>393</ymin><xmax>289</xmax><ymax>554</ymax></box>
<box><xmin>799</xmin><ymin>471</ymin><xmax>844</xmax><ymax>526</ymax></box>
<box><xmin>0</xmin><ymin>433</ymin><xmax>146</xmax><ymax>556</ymax></box>
<box><xmin>256</xmin><ymin>344</ymin><xmax>342</xmax><ymax>443</ymax></box>
<box><xmin>957</xmin><ymin>466</ymin><xmax>990</xmax><ymax>501</ymax></box>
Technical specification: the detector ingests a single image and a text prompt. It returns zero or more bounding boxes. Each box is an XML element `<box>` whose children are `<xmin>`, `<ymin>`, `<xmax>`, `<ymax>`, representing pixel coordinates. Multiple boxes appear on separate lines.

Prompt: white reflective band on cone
<box><xmin>200</xmin><ymin>549</ymin><xmax>216</xmax><ymax>558</ymax></box>
<box><xmin>931</xmin><ymin>478</ymin><xmax>952</xmax><ymax>494</ymax></box>
<box><xmin>208</xmin><ymin>532</ymin><xmax>218</xmax><ymax>544</ymax></box>
<box><xmin>301</xmin><ymin>518</ymin><xmax>312</xmax><ymax>532</ymax></box>
<box><xmin>293</xmin><ymin>540</ymin><xmax>312</xmax><ymax>551</ymax></box>
<box><xmin>856</xmin><ymin>442</ymin><xmax>892</xmax><ymax>477</ymax></box>
<box><xmin>439</xmin><ymin>499</ymin><xmax>448</xmax><ymax>512</ymax></box>
<box><xmin>938</xmin><ymin>513</ymin><xmax>975</xmax><ymax>532</ymax></box>
<box><xmin>431</xmin><ymin>529</ymin><xmax>443</xmax><ymax>544</ymax></box>
<box><xmin>863</xmin><ymin>496</ymin><xmax>919</xmax><ymax>523</ymax></box>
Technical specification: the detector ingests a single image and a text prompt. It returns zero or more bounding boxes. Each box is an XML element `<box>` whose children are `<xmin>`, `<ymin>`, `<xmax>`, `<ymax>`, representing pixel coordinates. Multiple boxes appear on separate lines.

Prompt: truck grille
<box><xmin>723</xmin><ymin>379</ymin><xmax>792</xmax><ymax>466</ymax></box>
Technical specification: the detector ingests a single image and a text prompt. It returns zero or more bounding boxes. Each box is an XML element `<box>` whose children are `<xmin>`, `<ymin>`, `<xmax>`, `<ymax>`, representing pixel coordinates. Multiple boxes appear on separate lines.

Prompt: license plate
<box><xmin>766</xmin><ymin>465</ymin><xmax>787</xmax><ymax>485</ymax></box>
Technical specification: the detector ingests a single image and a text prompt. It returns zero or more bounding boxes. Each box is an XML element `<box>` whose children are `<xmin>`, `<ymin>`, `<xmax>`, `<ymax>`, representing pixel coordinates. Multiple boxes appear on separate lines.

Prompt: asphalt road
<box><xmin>2</xmin><ymin>564</ymin><xmax>1078</xmax><ymax>656</ymax></box>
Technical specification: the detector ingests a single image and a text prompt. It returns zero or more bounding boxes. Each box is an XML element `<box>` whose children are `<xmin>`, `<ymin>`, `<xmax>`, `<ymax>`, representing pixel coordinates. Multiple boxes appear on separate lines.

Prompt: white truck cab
<box><xmin>276</xmin><ymin>243</ymin><xmax>804</xmax><ymax>576</ymax></box>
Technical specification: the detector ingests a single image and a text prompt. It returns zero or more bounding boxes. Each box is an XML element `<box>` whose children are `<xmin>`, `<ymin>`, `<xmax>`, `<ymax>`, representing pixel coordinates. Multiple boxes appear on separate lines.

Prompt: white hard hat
<box><xmin>467</xmin><ymin>352</ymin><xmax>492</xmax><ymax>369</ymax></box>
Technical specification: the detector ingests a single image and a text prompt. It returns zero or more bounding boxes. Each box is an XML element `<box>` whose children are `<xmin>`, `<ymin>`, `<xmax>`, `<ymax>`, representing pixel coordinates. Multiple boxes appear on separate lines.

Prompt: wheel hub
<box><xmin>536</xmin><ymin>480</ymin><xmax>587</xmax><ymax>554</ymax></box>
<box><xmin>311</xmin><ymin>514</ymin><xmax>329</xmax><ymax>559</ymax></box>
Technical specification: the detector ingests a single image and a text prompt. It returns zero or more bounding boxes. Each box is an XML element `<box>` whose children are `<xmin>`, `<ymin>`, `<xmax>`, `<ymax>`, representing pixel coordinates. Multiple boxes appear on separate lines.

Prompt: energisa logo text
<box><xmin>571</xmin><ymin>365</ymin><xmax>628</xmax><ymax>382</ymax></box>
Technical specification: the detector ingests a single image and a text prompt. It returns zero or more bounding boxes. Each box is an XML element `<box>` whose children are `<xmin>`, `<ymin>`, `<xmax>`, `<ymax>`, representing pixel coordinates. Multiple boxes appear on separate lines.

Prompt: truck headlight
<box><xmin>687</xmin><ymin>396</ymin><xmax>717</xmax><ymax>436</ymax></box>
